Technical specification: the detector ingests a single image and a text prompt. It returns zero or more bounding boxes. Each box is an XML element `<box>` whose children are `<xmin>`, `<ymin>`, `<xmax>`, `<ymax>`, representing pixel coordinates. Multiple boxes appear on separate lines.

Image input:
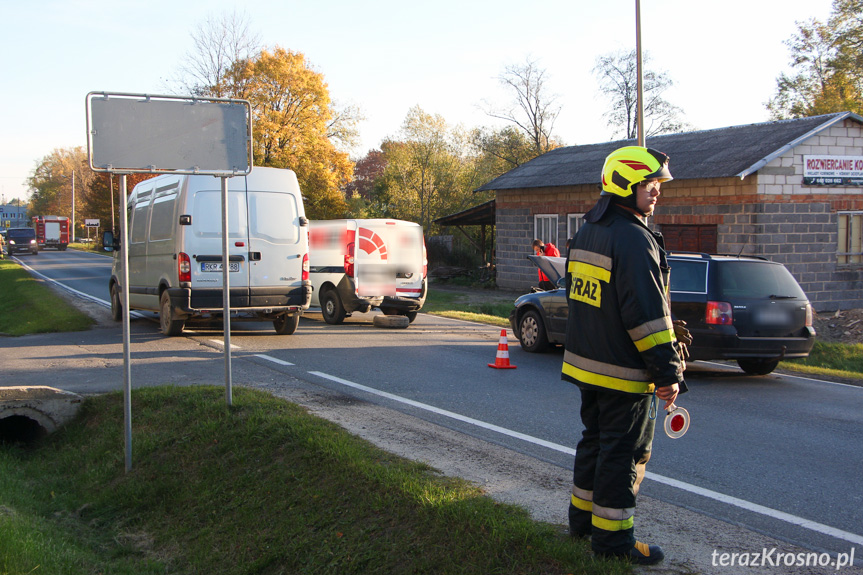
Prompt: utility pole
<box><xmin>635</xmin><ymin>0</ymin><xmax>645</xmax><ymax>147</ymax></box>
<box><xmin>71</xmin><ymin>170</ymin><xmax>76</xmax><ymax>241</ymax></box>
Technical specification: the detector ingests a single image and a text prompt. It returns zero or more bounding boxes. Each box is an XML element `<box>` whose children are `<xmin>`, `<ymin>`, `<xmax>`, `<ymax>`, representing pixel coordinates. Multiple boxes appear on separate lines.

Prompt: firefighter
<box><xmin>562</xmin><ymin>145</ymin><xmax>688</xmax><ymax>565</ymax></box>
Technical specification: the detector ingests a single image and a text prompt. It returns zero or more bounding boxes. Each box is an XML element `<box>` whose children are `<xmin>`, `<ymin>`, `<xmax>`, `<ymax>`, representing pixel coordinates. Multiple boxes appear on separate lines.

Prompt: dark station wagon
<box><xmin>510</xmin><ymin>252</ymin><xmax>816</xmax><ymax>375</ymax></box>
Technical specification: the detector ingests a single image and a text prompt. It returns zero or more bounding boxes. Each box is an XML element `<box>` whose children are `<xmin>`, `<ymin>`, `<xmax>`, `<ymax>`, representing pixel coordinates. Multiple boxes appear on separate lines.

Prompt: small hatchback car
<box><xmin>5</xmin><ymin>227</ymin><xmax>39</xmax><ymax>256</ymax></box>
<box><xmin>510</xmin><ymin>252</ymin><xmax>816</xmax><ymax>375</ymax></box>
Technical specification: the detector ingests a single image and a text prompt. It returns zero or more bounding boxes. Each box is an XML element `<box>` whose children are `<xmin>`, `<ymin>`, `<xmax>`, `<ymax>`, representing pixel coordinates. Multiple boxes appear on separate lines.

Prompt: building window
<box><xmin>534</xmin><ymin>214</ymin><xmax>558</xmax><ymax>247</ymax></box>
<box><xmin>838</xmin><ymin>212</ymin><xmax>863</xmax><ymax>265</ymax></box>
<box><xmin>567</xmin><ymin>213</ymin><xmax>584</xmax><ymax>246</ymax></box>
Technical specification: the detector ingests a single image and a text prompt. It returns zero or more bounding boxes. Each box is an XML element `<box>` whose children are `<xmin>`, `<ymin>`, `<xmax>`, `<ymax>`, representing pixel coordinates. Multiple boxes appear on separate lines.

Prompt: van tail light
<box><xmin>178</xmin><ymin>252</ymin><xmax>192</xmax><ymax>283</ymax></box>
<box><xmin>706</xmin><ymin>301</ymin><xmax>733</xmax><ymax>325</ymax></box>
<box><xmin>805</xmin><ymin>303</ymin><xmax>813</xmax><ymax>328</ymax></box>
<box><xmin>344</xmin><ymin>239</ymin><xmax>355</xmax><ymax>277</ymax></box>
<box><xmin>422</xmin><ymin>239</ymin><xmax>428</xmax><ymax>279</ymax></box>
<box><xmin>302</xmin><ymin>253</ymin><xmax>309</xmax><ymax>281</ymax></box>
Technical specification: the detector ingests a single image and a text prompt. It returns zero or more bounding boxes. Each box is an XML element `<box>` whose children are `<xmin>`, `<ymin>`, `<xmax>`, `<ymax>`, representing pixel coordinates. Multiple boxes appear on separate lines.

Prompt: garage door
<box><xmin>661</xmin><ymin>225</ymin><xmax>717</xmax><ymax>253</ymax></box>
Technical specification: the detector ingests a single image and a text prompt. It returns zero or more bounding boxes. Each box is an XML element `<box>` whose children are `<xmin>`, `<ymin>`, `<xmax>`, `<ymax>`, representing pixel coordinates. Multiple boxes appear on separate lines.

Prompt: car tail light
<box><xmin>805</xmin><ymin>303</ymin><xmax>813</xmax><ymax>327</ymax></box>
<box><xmin>706</xmin><ymin>301</ymin><xmax>733</xmax><ymax>325</ymax></box>
<box><xmin>302</xmin><ymin>253</ymin><xmax>309</xmax><ymax>281</ymax></box>
<box><xmin>178</xmin><ymin>252</ymin><xmax>191</xmax><ymax>283</ymax></box>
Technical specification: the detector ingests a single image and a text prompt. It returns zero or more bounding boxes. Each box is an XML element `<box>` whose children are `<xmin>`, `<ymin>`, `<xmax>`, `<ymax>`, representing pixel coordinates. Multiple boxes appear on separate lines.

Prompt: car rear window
<box><xmin>669</xmin><ymin>260</ymin><xmax>708</xmax><ymax>294</ymax></box>
<box><xmin>716</xmin><ymin>261</ymin><xmax>806</xmax><ymax>299</ymax></box>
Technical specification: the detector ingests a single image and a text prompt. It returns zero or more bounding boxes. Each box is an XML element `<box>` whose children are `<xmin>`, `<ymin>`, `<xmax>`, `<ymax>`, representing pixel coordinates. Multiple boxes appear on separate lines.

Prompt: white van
<box><xmin>309</xmin><ymin>219</ymin><xmax>426</xmax><ymax>324</ymax></box>
<box><xmin>105</xmin><ymin>167</ymin><xmax>311</xmax><ymax>336</ymax></box>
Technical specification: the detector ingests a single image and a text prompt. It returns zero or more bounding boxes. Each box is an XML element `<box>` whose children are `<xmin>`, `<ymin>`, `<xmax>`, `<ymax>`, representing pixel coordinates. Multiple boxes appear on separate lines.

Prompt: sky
<box><xmin>0</xmin><ymin>0</ymin><xmax>837</xmax><ymax>204</ymax></box>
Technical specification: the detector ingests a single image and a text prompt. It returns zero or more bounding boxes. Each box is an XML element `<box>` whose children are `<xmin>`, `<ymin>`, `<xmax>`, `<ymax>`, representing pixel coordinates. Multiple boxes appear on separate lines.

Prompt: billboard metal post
<box><xmin>86</xmin><ymin>91</ymin><xmax>252</xmax><ymax>469</ymax></box>
<box><xmin>221</xmin><ymin>175</ymin><xmax>232</xmax><ymax>406</ymax></box>
<box><xmin>119</xmin><ymin>174</ymin><xmax>133</xmax><ymax>473</ymax></box>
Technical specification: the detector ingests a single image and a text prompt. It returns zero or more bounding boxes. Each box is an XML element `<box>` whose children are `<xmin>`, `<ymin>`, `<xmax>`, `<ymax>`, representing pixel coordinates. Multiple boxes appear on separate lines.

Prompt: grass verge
<box><xmin>0</xmin><ymin>260</ymin><xmax>93</xmax><ymax>336</ymax></box>
<box><xmin>0</xmin><ymin>386</ymin><xmax>627</xmax><ymax>575</ymax></box>
<box><xmin>780</xmin><ymin>340</ymin><xmax>863</xmax><ymax>380</ymax></box>
<box><xmin>423</xmin><ymin>288</ymin><xmax>512</xmax><ymax>328</ymax></box>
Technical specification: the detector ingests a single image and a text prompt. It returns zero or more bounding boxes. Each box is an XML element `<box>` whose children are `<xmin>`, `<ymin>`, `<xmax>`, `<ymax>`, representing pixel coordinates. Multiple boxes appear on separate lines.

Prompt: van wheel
<box><xmin>519</xmin><ymin>310</ymin><xmax>549</xmax><ymax>353</ymax></box>
<box><xmin>737</xmin><ymin>358</ymin><xmax>779</xmax><ymax>375</ymax></box>
<box><xmin>110</xmin><ymin>284</ymin><xmax>122</xmax><ymax>322</ymax></box>
<box><xmin>159</xmin><ymin>291</ymin><xmax>186</xmax><ymax>336</ymax></box>
<box><xmin>321</xmin><ymin>290</ymin><xmax>346</xmax><ymax>325</ymax></box>
<box><xmin>273</xmin><ymin>313</ymin><xmax>300</xmax><ymax>335</ymax></box>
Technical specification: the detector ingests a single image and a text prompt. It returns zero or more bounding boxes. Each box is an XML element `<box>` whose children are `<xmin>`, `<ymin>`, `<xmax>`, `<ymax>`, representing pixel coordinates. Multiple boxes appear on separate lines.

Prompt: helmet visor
<box><xmin>645</xmin><ymin>148</ymin><xmax>673</xmax><ymax>182</ymax></box>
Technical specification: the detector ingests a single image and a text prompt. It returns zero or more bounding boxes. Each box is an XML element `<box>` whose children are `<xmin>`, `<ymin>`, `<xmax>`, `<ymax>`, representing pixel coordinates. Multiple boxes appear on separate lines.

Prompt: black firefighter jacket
<box><xmin>562</xmin><ymin>206</ymin><xmax>686</xmax><ymax>395</ymax></box>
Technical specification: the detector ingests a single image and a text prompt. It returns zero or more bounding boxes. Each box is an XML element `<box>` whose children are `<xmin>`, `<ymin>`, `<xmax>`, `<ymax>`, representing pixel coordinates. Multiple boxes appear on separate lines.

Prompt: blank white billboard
<box><xmin>86</xmin><ymin>92</ymin><xmax>252</xmax><ymax>175</ymax></box>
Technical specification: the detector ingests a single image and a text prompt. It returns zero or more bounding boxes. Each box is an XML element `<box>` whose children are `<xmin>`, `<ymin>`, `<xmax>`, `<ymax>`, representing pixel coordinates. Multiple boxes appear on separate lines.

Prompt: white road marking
<box><xmin>14</xmin><ymin>258</ymin><xmax>147</xmax><ymax>318</ymax></box>
<box><xmin>697</xmin><ymin>360</ymin><xmax>862</xmax><ymax>389</ymax></box>
<box><xmin>255</xmin><ymin>354</ymin><xmax>294</xmax><ymax>366</ymax></box>
<box><xmin>308</xmin><ymin>369</ymin><xmax>863</xmax><ymax>548</ymax></box>
<box><xmin>209</xmin><ymin>339</ymin><xmax>240</xmax><ymax>350</ymax></box>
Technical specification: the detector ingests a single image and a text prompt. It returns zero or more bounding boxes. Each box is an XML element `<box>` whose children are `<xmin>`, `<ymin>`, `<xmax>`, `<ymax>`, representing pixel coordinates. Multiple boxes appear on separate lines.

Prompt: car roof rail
<box><xmin>668</xmin><ymin>251</ymin><xmax>769</xmax><ymax>261</ymax></box>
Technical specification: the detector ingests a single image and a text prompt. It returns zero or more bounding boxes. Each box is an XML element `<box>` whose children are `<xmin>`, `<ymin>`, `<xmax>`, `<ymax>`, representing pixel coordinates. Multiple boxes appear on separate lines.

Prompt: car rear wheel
<box><xmin>273</xmin><ymin>313</ymin><xmax>300</xmax><ymax>335</ymax></box>
<box><xmin>737</xmin><ymin>358</ymin><xmax>780</xmax><ymax>375</ymax></box>
<box><xmin>159</xmin><ymin>291</ymin><xmax>186</xmax><ymax>336</ymax></box>
<box><xmin>518</xmin><ymin>309</ymin><xmax>549</xmax><ymax>353</ymax></box>
<box><xmin>321</xmin><ymin>289</ymin><xmax>346</xmax><ymax>325</ymax></box>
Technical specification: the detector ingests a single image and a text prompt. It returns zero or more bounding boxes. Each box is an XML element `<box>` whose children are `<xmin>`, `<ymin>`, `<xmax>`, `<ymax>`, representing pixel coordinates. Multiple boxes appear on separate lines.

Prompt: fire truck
<box><xmin>32</xmin><ymin>216</ymin><xmax>70</xmax><ymax>251</ymax></box>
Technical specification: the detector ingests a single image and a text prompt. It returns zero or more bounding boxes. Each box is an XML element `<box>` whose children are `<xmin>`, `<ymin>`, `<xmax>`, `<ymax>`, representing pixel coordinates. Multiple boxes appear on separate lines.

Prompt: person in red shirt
<box><xmin>532</xmin><ymin>239</ymin><xmax>560</xmax><ymax>290</ymax></box>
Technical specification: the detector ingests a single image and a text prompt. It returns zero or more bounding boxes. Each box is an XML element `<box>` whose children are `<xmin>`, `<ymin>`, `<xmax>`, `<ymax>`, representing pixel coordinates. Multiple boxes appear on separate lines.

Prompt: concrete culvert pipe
<box><xmin>0</xmin><ymin>386</ymin><xmax>83</xmax><ymax>444</ymax></box>
<box><xmin>0</xmin><ymin>414</ymin><xmax>49</xmax><ymax>444</ymax></box>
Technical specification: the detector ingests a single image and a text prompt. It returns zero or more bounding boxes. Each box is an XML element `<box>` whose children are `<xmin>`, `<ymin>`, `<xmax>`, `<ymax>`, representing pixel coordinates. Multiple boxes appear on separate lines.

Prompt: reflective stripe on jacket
<box><xmin>562</xmin><ymin>206</ymin><xmax>684</xmax><ymax>393</ymax></box>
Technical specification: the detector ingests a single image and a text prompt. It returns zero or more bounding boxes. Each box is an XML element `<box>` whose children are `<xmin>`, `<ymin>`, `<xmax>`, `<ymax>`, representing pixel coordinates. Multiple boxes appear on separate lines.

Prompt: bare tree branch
<box><xmin>482</xmin><ymin>57</ymin><xmax>562</xmax><ymax>154</ymax></box>
<box><xmin>172</xmin><ymin>10</ymin><xmax>262</xmax><ymax>97</ymax></box>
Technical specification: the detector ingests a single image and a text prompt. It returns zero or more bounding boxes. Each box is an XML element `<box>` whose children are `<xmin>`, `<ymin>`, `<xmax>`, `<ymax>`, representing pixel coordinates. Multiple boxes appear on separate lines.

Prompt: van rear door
<box><xmin>187</xmin><ymin>184</ymin><xmax>252</xmax><ymax>306</ymax></box>
<box><xmin>354</xmin><ymin>221</ymin><xmax>424</xmax><ymax>298</ymax></box>
<box><xmin>245</xmin><ymin>188</ymin><xmax>305</xmax><ymax>306</ymax></box>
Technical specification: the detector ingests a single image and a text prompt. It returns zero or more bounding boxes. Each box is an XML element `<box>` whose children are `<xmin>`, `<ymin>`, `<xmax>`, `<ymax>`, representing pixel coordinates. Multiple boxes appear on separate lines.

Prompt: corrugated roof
<box><xmin>476</xmin><ymin>112</ymin><xmax>863</xmax><ymax>192</ymax></box>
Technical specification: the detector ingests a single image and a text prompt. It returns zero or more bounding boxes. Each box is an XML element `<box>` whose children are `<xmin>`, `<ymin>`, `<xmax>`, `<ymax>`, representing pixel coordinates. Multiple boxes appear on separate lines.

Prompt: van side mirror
<box><xmin>102</xmin><ymin>230</ymin><xmax>119</xmax><ymax>252</ymax></box>
<box><xmin>299</xmin><ymin>216</ymin><xmax>309</xmax><ymax>226</ymax></box>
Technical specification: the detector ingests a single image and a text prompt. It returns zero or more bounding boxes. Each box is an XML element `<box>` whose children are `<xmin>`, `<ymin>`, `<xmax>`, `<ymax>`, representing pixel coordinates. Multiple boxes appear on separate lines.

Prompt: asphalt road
<box><xmin>6</xmin><ymin>248</ymin><xmax>863</xmax><ymax>571</ymax></box>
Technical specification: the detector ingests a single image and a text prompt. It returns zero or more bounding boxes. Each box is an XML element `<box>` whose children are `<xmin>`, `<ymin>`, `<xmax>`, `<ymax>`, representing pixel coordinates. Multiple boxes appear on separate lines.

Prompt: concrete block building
<box><xmin>476</xmin><ymin>112</ymin><xmax>863</xmax><ymax>312</ymax></box>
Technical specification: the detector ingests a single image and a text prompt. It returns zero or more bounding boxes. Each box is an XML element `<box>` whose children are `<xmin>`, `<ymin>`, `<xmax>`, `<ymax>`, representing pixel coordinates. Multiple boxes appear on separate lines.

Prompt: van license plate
<box><xmin>201</xmin><ymin>262</ymin><xmax>240</xmax><ymax>272</ymax></box>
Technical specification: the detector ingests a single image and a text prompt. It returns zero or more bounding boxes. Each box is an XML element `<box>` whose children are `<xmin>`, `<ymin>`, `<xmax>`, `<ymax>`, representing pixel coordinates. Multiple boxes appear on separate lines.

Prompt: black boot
<box><xmin>599</xmin><ymin>541</ymin><xmax>664</xmax><ymax>565</ymax></box>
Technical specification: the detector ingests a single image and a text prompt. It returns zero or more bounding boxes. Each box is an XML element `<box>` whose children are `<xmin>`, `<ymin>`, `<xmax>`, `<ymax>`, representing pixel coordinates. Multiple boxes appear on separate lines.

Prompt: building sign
<box><xmin>803</xmin><ymin>155</ymin><xmax>863</xmax><ymax>186</ymax></box>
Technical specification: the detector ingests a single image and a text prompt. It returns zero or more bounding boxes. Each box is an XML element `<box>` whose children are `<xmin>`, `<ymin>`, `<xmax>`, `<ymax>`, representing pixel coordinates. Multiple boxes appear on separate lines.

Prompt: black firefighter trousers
<box><xmin>569</xmin><ymin>385</ymin><xmax>655</xmax><ymax>555</ymax></box>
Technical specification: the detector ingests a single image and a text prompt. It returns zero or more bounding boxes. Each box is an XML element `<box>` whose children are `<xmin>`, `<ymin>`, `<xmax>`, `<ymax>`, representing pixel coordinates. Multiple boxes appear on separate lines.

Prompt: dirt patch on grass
<box><xmin>812</xmin><ymin>308</ymin><xmax>863</xmax><ymax>344</ymax></box>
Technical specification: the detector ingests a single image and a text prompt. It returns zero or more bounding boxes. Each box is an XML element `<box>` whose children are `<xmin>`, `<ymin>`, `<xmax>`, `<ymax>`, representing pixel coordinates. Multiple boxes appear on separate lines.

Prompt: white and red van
<box><xmin>309</xmin><ymin>219</ymin><xmax>427</xmax><ymax>324</ymax></box>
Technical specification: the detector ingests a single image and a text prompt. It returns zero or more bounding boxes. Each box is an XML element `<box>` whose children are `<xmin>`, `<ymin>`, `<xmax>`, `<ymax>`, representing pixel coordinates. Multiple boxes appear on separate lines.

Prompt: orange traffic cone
<box><xmin>488</xmin><ymin>329</ymin><xmax>517</xmax><ymax>369</ymax></box>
